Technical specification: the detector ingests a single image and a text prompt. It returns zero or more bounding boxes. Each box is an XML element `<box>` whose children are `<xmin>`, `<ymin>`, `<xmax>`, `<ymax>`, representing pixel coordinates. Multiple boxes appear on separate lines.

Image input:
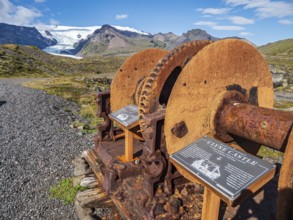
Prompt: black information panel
<box><xmin>170</xmin><ymin>136</ymin><xmax>275</xmax><ymax>201</ymax></box>
<box><xmin>109</xmin><ymin>104</ymin><xmax>139</xmax><ymax>128</ymax></box>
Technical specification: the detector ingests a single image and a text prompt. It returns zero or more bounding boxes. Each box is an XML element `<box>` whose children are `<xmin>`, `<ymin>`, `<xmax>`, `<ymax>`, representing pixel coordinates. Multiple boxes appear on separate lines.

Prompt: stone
<box><xmin>78</xmin><ymin>132</ymin><xmax>83</xmax><ymax>136</ymax></box>
<box><xmin>180</xmin><ymin>187</ymin><xmax>188</xmax><ymax>197</ymax></box>
<box><xmin>74</xmin><ymin>199</ymin><xmax>94</xmax><ymax>220</ymax></box>
<box><xmin>72</xmin><ymin>175</ymin><xmax>85</xmax><ymax>187</ymax></box>
<box><xmin>80</xmin><ymin>176</ymin><xmax>99</xmax><ymax>188</ymax></box>
<box><xmin>76</xmin><ymin>188</ymin><xmax>113</xmax><ymax>208</ymax></box>
<box><xmin>163</xmin><ymin>197</ymin><xmax>182</xmax><ymax>214</ymax></box>
<box><xmin>72</xmin><ymin>157</ymin><xmax>91</xmax><ymax>176</ymax></box>
<box><xmin>72</xmin><ymin>157</ymin><xmax>87</xmax><ymax>166</ymax></box>
<box><xmin>282</xmin><ymin>79</ymin><xmax>288</xmax><ymax>88</ymax></box>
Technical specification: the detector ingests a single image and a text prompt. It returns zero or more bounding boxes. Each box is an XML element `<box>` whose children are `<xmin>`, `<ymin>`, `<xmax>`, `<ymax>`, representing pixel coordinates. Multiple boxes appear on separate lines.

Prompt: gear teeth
<box><xmin>138</xmin><ymin>40</ymin><xmax>213</xmax><ymax>137</ymax></box>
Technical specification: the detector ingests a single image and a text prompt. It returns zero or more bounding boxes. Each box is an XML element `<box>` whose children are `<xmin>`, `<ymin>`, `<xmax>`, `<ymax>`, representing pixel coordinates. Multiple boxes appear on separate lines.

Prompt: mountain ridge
<box><xmin>0</xmin><ymin>23</ymin><xmax>259</xmax><ymax>57</ymax></box>
<box><xmin>74</xmin><ymin>24</ymin><xmax>221</xmax><ymax>56</ymax></box>
<box><xmin>0</xmin><ymin>23</ymin><xmax>57</xmax><ymax>49</ymax></box>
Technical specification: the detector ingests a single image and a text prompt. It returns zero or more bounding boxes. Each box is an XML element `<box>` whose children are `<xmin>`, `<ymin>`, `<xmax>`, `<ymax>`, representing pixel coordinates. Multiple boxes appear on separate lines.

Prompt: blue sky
<box><xmin>0</xmin><ymin>0</ymin><xmax>293</xmax><ymax>46</ymax></box>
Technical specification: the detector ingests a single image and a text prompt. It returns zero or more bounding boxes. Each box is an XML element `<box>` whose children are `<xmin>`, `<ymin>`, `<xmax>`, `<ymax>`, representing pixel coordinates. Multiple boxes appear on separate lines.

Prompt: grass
<box><xmin>258</xmin><ymin>39</ymin><xmax>293</xmax><ymax>76</ymax></box>
<box><xmin>0</xmin><ymin>44</ymin><xmax>126</xmax><ymax>78</ymax></box>
<box><xmin>24</xmin><ymin>76</ymin><xmax>107</xmax><ymax>132</ymax></box>
<box><xmin>257</xmin><ymin>146</ymin><xmax>283</xmax><ymax>162</ymax></box>
<box><xmin>274</xmin><ymin>100</ymin><xmax>293</xmax><ymax>109</ymax></box>
<box><xmin>49</xmin><ymin>178</ymin><xmax>87</xmax><ymax>204</ymax></box>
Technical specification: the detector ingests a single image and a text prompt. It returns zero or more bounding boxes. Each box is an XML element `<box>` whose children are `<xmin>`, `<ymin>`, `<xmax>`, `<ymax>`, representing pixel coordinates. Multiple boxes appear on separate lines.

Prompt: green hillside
<box><xmin>258</xmin><ymin>39</ymin><xmax>293</xmax><ymax>56</ymax></box>
<box><xmin>258</xmin><ymin>39</ymin><xmax>293</xmax><ymax>75</ymax></box>
<box><xmin>0</xmin><ymin>44</ymin><xmax>126</xmax><ymax>78</ymax></box>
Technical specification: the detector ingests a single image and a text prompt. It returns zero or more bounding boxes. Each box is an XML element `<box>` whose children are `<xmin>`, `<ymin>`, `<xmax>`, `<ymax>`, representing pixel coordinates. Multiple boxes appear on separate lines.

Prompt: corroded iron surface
<box><xmin>110</xmin><ymin>48</ymin><xmax>168</xmax><ymax>112</ymax></box>
<box><xmin>165</xmin><ymin>39</ymin><xmax>274</xmax><ymax>156</ymax></box>
<box><xmin>138</xmin><ymin>40</ymin><xmax>212</xmax><ymax>137</ymax></box>
<box><xmin>219</xmin><ymin>102</ymin><xmax>293</xmax><ymax>152</ymax></box>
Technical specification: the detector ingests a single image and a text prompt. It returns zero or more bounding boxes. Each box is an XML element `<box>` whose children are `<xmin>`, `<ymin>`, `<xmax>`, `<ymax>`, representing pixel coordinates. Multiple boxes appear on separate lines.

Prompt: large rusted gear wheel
<box><xmin>138</xmin><ymin>40</ymin><xmax>212</xmax><ymax>134</ymax></box>
<box><xmin>164</xmin><ymin>39</ymin><xmax>274</xmax><ymax>179</ymax></box>
<box><xmin>110</xmin><ymin>48</ymin><xmax>168</xmax><ymax>112</ymax></box>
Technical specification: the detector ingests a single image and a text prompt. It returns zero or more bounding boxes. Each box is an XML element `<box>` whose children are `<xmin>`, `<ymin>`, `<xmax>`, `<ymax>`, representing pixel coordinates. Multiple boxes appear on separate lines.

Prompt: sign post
<box><xmin>170</xmin><ymin>136</ymin><xmax>276</xmax><ymax>218</ymax></box>
<box><xmin>109</xmin><ymin>104</ymin><xmax>141</xmax><ymax>161</ymax></box>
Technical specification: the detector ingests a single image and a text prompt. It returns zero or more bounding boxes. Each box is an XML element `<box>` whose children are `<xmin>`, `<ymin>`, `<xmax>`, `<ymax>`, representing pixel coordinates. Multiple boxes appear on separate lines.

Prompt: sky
<box><xmin>0</xmin><ymin>0</ymin><xmax>293</xmax><ymax>46</ymax></box>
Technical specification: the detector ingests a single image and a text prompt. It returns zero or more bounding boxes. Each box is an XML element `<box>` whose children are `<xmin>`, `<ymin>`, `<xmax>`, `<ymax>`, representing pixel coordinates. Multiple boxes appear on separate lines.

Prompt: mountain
<box><xmin>158</xmin><ymin>29</ymin><xmax>220</xmax><ymax>50</ymax></box>
<box><xmin>258</xmin><ymin>39</ymin><xmax>293</xmax><ymax>56</ymax></box>
<box><xmin>258</xmin><ymin>39</ymin><xmax>293</xmax><ymax>85</ymax></box>
<box><xmin>36</xmin><ymin>24</ymin><xmax>151</xmax><ymax>56</ymax></box>
<box><xmin>0</xmin><ymin>23</ymin><xmax>57</xmax><ymax>49</ymax></box>
<box><xmin>74</xmin><ymin>25</ymin><xmax>220</xmax><ymax>56</ymax></box>
<box><xmin>0</xmin><ymin>23</ymin><xmax>233</xmax><ymax>57</ymax></box>
<box><xmin>75</xmin><ymin>25</ymin><xmax>164</xmax><ymax>57</ymax></box>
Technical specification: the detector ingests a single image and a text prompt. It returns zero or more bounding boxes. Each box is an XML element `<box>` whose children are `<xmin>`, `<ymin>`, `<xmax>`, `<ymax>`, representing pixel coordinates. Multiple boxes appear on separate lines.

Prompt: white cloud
<box><xmin>49</xmin><ymin>18</ymin><xmax>59</xmax><ymax>25</ymax></box>
<box><xmin>255</xmin><ymin>2</ymin><xmax>293</xmax><ymax>18</ymax></box>
<box><xmin>193</xmin><ymin>20</ymin><xmax>245</xmax><ymax>31</ymax></box>
<box><xmin>239</xmin><ymin>31</ymin><xmax>253</xmax><ymax>36</ymax></box>
<box><xmin>278</xmin><ymin>19</ymin><xmax>293</xmax><ymax>24</ymax></box>
<box><xmin>229</xmin><ymin>16</ymin><xmax>254</xmax><ymax>24</ymax></box>
<box><xmin>211</xmin><ymin>25</ymin><xmax>245</xmax><ymax>30</ymax></box>
<box><xmin>193</xmin><ymin>21</ymin><xmax>217</xmax><ymax>26</ymax></box>
<box><xmin>115</xmin><ymin>14</ymin><xmax>128</xmax><ymax>20</ymax></box>
<box><xmin>198</xmin><ymin>8</ymin><xmax>231</xmax><ymax>15</ymax></box>
<box><xmin>0</xmin><ymin>0</ymin><xmax>42</xmax><ymax>25</ymax></box>
<box><xmin>225</xmin><ymin>0</ymin><xmax>293</xmax><ymax>18</ymax></box>
<box><xmin>34</xmin><ymin>0</ymin><xmax>46</xmax><ymax>3</ymax></box>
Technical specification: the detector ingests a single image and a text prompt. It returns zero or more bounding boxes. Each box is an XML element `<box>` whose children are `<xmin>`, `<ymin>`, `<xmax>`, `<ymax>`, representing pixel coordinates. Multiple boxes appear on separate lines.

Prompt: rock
<box><xmin>80</xmin><ymin>176</ymin><xmax>99</xmax><ymax>188</ymax></box>
<box><xmin>272</xmin><ymin>73</ymin><xmax>284</xmax><ymax>88</ymax></box>
<box><xmin>164</xmin><ymin>196</ymin><xmax>182</xmax><ymax>214</ymax></box>
<box><xmin>74</xmin><ymin>199</ymin><xmax>94</xmax><ymax>220</ymax></box>
<box><xmin>180</xmin><ymin>187</ymin><xmax>188</xmax><ymax>197</ymax></box>
<box><xmin>282</xmin><ymin>79</ymin><xmax>288</xmax><ymax>88</ymax></box>
<box><xmin>78</xmin><ymin>132</ymin><xmax>84</xmax><ymax>136</ymax></box>
<box><xmin>76</xmin><ymin>188</ymin><xmax>114</xmax><ymax>208</ymax></box>
<box><xmin>72</xmin><ymin>157</ymin><xmax>90</xmax><ymax>176</ymax></box>
<box><xmin>78</xmin><ymin>125</ymin><xmax>84</xmax><ymax>130</ymax></box>
<box><xmin>72</xmin><ymin>157</ymin><xmax>87</xmax><ymax>166</ymax></box>
<box><xmin>73</xmin><ymin>175</ymin><xmax>86</xmax><ymax>187</ymax></box>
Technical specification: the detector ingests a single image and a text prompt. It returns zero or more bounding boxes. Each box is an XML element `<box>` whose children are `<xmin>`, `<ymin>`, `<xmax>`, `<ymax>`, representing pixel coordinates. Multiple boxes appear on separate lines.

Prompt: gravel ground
<box><xmin>0</xmin><ymin>79</ymin><xmax>95</xmax><ymax>220</ymax></box>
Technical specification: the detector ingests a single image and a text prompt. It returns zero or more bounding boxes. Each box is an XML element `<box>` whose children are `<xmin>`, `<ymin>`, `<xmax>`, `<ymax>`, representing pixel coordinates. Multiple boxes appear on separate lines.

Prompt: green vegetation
<box><xmin>258</xmin><ymin>39</ymin><xmax>293</xmax><ymax>75</ymax></box>
<box><xmin>49</xmin><ymin>178</ymin><xmax>87</xmax><ymax>204</ymax></box>
<box><xmin>274</xmin><ymin>100</ymin><xmax>293</xmax><ymax>109</ymax></box>
<box><xmin>258</xmin><ymin>39</ymin><xmax>293</xmax><ymax>56</ymax></box>
<box><xmin>0</xmin><ymin>44</ymin><xmax>123</xmax><ymax>131</ymax></box>
<box><xmin>0</xmin><ymin>44</ymin><xmax>126</xmax><ymax>78</ymax></box>
<box><xmin>25</xmin><ymin>76</ymin><xmax>107</xmax><ymax>132</ymax></box>
<box><xmin>257</xmin><ymin>146</ymin><xmax>283</xmax><ymax>162</ymax></box>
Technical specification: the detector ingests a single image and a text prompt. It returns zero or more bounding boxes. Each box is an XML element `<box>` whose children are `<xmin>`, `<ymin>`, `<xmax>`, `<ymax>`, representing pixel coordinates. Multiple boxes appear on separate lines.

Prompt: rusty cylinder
<box><xmin>219</xmin><ymin>102</ymin><xmax>293</xmax><ymax>152</ymax></box>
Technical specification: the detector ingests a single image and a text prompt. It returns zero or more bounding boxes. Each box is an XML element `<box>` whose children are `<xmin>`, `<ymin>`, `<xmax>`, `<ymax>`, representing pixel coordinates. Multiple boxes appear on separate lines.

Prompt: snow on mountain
<box><xmin>37</xmin><ymin>25</ymin><xmax>100</xmax><ymax>54</ymax></box>
<box><xmin>36</xmin><ymin>25</ymin><xmax>150</xmax><ymax>55</ymax></box>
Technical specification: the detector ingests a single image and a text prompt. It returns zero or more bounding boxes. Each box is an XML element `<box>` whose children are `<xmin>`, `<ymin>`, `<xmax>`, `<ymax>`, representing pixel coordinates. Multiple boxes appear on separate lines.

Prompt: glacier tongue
<box><xmin>37</xmin><ymin>25</ymin><xmax>150</xmax><ymax>57</ymax></box>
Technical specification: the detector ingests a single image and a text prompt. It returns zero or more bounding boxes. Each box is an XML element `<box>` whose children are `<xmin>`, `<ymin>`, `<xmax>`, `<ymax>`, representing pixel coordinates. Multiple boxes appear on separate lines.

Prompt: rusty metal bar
<box><xmin>219</xmin><ymin>102</ymin><xmax>293</xmax><ymax>152</ymax></box>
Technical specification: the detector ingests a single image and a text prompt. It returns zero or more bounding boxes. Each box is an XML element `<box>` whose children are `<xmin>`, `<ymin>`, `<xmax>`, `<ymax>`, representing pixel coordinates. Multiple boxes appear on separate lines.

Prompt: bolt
<box><xmin>261</xmin><ymin>121</ymin><xmax>268</xmax><ymax>129</ymax></box>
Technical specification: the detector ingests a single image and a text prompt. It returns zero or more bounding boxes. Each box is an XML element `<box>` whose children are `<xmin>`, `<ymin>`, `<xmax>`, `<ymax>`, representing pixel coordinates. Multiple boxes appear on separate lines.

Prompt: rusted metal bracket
<box><xmin>96</xmin><ymin>91</ymin><xmax>113</xmax><ymax>142</ymax></box>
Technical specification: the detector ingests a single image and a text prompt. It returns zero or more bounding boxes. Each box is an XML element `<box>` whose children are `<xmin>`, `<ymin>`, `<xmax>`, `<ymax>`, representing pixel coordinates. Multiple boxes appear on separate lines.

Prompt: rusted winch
<box><xmin>84</xmin><ymin>39</ymin><xmax>293</xmax><ymax>220</ymax></box>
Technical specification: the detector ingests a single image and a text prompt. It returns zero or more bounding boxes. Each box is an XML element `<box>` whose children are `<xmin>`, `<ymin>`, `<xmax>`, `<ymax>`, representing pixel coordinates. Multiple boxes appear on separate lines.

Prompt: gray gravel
<box><xmin>0</xmin><ymin>79</ymin><xmax>94</xmax><ymax>220</ymax></box>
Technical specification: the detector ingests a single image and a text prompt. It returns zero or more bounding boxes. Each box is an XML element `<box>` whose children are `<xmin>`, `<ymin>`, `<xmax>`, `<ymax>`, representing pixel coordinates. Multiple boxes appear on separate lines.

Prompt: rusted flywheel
<box><xmin>138</xmin><ymin>40</ymin><xmax>212</xmax><ymax>135</ymax></box>
<box><xmin>110</xmin><ymin>48</ymin><xmax>168</xmax><ymax>112</ymax></box>
<box><xmin>164</xmin><ymin>39</ymin><xmax>274</xmax><ymax>157</ymax></box>
<box><xmin>164</xmin><ymin>39</ymin><xmax>293</xmax><ymax>219</ymax></box>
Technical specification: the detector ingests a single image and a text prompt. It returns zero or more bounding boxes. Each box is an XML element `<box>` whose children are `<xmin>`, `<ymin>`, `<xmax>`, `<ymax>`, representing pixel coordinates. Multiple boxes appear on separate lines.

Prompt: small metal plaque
<box><xmin>170</xmin><ymin>136</ymin><xmax>275</xmax><ymax>201</ymax></box>
<box><xmin>109</xmin><ymin>104</ymin><xmax>139</xmax><ymax>128</ymax></box>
